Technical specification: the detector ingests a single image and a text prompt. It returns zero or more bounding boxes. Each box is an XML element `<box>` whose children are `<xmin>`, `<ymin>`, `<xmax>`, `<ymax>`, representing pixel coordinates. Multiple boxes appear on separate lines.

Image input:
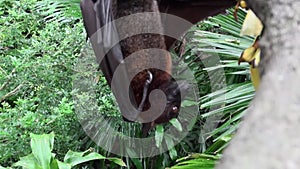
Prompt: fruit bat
<box><xmin>80</xmin><ymin>0</ymin><xmax>235</xmax><ymax>136</ymax></box>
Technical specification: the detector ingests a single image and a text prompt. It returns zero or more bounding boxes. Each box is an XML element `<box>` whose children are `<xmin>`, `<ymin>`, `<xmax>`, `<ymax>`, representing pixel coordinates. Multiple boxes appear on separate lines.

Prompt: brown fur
<box><xmin>80</xmin><ymin>0</ymin><xmax>236</xmax><ymax>136</ymax></box>
<box><xmin>114</xmin><ymin>0</ymin><xmax>172</xmax><ymax>107</ymax></box>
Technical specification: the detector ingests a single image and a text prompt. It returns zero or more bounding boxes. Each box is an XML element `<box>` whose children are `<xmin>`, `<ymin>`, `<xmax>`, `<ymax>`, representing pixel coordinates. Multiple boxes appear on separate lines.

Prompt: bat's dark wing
<box><xmin>159</xmin><ymin>0</ymin><xmax>236</xmax><ymax>48</ymax></box>
<box><xmin>80</xmin><ymin>0</ymin><xmax>235</xmax><ymax>84</ymax></box>
<box><xmin>80</xmin><ymin>0</ymin><xmax>236</xmax><ymax>128</ymax></box>
<box><xmin>80</xmin><ymin>0</ymin><xmax>139</xmax><ymax>121</ymax></box>
<box><xmin>80</xmin><ymin>0</ymin><xmax>123</xmax><ymax>85</ymax></box>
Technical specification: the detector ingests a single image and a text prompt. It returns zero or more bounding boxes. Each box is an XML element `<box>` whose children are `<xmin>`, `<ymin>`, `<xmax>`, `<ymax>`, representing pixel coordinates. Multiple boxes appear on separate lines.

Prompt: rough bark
<box><xmin>216</xmin><ymin>0</ymin><xmax>300</xmax><ymax>169</ymax></box>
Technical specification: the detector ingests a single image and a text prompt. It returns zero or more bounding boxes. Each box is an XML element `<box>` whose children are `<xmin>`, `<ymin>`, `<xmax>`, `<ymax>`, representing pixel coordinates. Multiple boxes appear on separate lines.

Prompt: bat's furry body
<box><xmin>80</xmin><ymin>0</ymin><xmax>235</xmax><ymax>135</ymax></box>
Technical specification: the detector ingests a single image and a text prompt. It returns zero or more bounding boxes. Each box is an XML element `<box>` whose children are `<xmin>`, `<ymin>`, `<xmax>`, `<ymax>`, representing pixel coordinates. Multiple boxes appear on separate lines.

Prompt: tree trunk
<box><xmin>216</xmin><ymin>0</ymin><xmax>300</xmax><ymax>169</ymax></box>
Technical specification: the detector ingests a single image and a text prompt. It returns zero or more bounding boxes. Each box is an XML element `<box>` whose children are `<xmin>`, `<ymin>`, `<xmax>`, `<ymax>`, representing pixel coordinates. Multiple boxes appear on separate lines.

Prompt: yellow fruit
<box><xmin>238</xmin><ymin>44</ymin><xmax>261</xmax><ymax>90</ymax></box>
<box><xmin>238</xmin><ymin>7</ymin><xmax>263</xmax><ymax>90</ymax></box>
<box><xmin>250</xmin><ymin>67</ymin><xmax>260</xmax><ymax>90</ymax></box>
<box><xmin>238</xmin><ymin>46</ymin><xmax>257</xmax><ymax>64</ymax></box>
<box><xmin>250</xmin><ymin>48</ymin><xmax>261</xmax><ymax>89</ymax></box>
<box><xmin>240</xmin><ymin>10</ymin><xmax>263</xmax><ymax>37</ymax></box>
<box><xmin>240</xmin><ymin>0</ymin><xmax>247</xmax><ymax>8</ymax></box>
<box><xmin>252</xmin><ymin>48</ymin><xmax>261</xmax><ymax>68</ymax></box>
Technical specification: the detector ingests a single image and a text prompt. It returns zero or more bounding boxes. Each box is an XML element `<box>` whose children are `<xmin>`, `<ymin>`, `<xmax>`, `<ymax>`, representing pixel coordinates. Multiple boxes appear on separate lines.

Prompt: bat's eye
<box><xmin>172</xmin><ymin>106</ymin><xmax>179</xmax><ymax>114</ymax></box>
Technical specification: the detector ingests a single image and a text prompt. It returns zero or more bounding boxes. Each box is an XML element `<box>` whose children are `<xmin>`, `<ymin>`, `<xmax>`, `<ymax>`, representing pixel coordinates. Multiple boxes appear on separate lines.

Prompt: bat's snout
<box><xmin>155</xmin><ymin>80</ymin><xmax>190</xmax><ymax>124</ymax></box>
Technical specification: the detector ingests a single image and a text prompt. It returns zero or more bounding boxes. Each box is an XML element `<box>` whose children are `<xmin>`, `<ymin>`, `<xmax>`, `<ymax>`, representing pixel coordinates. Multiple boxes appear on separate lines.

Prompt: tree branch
<box><xmin>216</xmin><ymin>0</ymin><xmax>300</xmax><ymax>169</ymax></box>
<box><xmin>0</xmin><ymin>84</ymin><xmax>23</xmax><ymax>102</ymax></box>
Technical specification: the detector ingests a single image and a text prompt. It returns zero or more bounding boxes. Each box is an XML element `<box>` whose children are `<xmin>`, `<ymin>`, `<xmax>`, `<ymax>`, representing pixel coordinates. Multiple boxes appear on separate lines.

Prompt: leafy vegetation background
<box><xmin>0</xmin><ymin>0</ymin><xmax>255</xmax><ymax>168</ymax></box>
<box><xmin>0</xmin><ymin>0</ymin><xmax>86</xmax><ymax>166</ymax></box>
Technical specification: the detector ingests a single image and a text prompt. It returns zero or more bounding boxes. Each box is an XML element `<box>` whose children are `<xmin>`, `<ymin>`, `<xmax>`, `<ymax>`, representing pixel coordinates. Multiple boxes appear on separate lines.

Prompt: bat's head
<box><xmin>153</xmin><ymin>80</ymin><xmax>190</xmax><ymax>124</ymax></box>
<box><xmin>122</xmin><ymin>69</ymin><xmax>190</xmax><ymax>136</ymax></box>
<box><xmin>136</xmin><ymin>73</ymin><xmax>190</xmax><ymax>136</ymax></box>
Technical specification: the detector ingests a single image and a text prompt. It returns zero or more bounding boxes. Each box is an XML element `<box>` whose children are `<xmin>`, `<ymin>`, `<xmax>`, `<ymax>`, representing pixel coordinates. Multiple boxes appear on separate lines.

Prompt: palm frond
<box><xmin>168</xmin><ymin>153</ymin><xmax>220</xmax><ymax>169</ymax></box>
<box><xmin>195</xmin><ymin>9</ymin><xmax>255</xmax><ymax>153</ymax></box>
<box><xmin>35</xmin><ymin>0</ymin><xmax>81</xmax><ymax>23</ymax></box>
<box><xmin>176</xmin><ymin>8</ymin><xmax>255</xmax><ymax>156</ymax></box>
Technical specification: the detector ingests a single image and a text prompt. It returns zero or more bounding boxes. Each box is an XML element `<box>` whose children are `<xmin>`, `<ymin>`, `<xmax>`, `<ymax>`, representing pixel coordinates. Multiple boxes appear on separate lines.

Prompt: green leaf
<box><xmin>169</xmin><ymin>118</ymin><xmax>183</xmax><ymax>132</ymax></box>
<box><xmin>169</xmin><ymin>148</ymin><xmax>178</xmax><ymax>161</ymax></box>
<box><xmin>130</xmin><ymin>158</ymin><xmax>143</xmax><ymax>169</ymax></box>
<box><xmin>49</xmin><ymin>158</ymin><xmax>59</xmax><ymax>169</ymax></box>
<box><xmin>56</xmin><ymin>160</ymin><xmax>71</xmax><ymax>169</ymax></box>
<box><xmin>169</xmin><ymin>153</ymin><xmax>219</xmax><ymax>169</ymax></box>
<box><xmin>165</xmin><ymin>134</ymin><xmax>177</xmax><ymax>160</ymax></box>
<box><xmin>64</xmin><ymin>150</ymin><xmax>105</xmax><ymax>166</ymax></box>
<box><xmin>181</xmin><ymin>100</ymin><xmax>198</xmax><ymax>107</ymax></box>
<box><xmin>64</xmin><ymin>150</ymin><xmax>126</xmax><ymax>167</ymax></box>
<box><xmin>30</xmin><ymin>132</ymin><xmax>55</xmax><ymax>169</ymax></box>
<box><xmin>13</xmin><ymin>154</ymin><xmax>41</xmax><ymax>169</ymax></box>
<box><xmin>205</xmin><ymin>135</ymin><xmax>233</xmax><ymax>154</ymax></box>
<box><xmin>155</xmin><ymin>125</ymin><xmax>164</xmax><ymax>148</ymax></box>
<box><xmin>107</xmin><ymin>158</ymin><xmax>127</xmax><ymax>167</ymax></box>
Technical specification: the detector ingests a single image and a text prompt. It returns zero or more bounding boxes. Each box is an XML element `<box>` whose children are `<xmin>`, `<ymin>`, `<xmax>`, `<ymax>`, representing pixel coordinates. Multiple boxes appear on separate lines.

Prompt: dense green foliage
<box><xmin>1</xmin><ymin>0</ymin><xmax>255</xmax><ymax>168</ymax></box>
<box><xmin>0</xmin><ymin>0</ymin><xmax>86</xmax><ymax>166</ymax></box>
<box><xmin>194</xmin><ymin>9</ymin><xmax>254</xmax><ymax>152</ymax></box>
<box><xmin>163</xmin><ymin>9</ymin><xmax>255</xmax><ymax>168</ymax></box>
<box><xmin>0</xmin><ymin>133</ymin><xmax>125</xmax><ymax>169</ymax></box>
